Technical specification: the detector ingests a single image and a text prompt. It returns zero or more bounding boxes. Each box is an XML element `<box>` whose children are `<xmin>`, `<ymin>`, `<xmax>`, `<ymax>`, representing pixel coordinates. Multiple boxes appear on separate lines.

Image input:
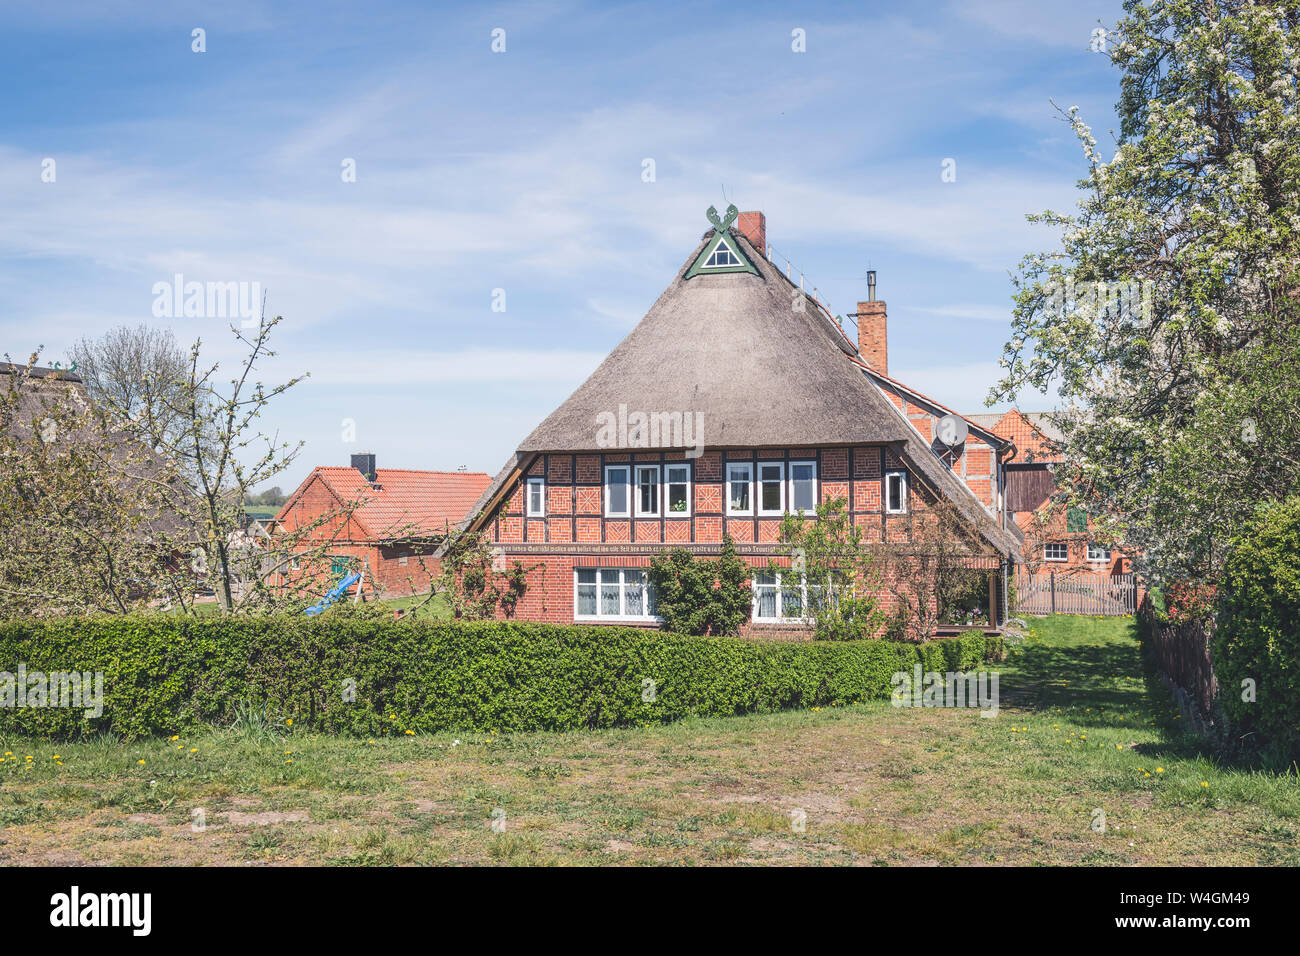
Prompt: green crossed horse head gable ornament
<box><xmin>686</xmin><ymin>203</ymin><xmax>757</xmax><ymax>278</ymax></box>
<box><xmin>705</xmin><ymin>203</ymin><xmax>739</xmax><ymax>233</ymax></box>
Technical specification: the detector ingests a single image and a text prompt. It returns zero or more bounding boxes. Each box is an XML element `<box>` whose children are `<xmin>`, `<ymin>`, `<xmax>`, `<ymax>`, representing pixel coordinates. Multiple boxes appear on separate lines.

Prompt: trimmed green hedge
<box><xmin>0</xmin><ymin>617</ymin><xmax>991</xmax><ymax>740</ymax></box>
<box><xmin>1213</xmin><ymin>496</ymin><xmax>1300</xmax><ymax>766</ymax></box>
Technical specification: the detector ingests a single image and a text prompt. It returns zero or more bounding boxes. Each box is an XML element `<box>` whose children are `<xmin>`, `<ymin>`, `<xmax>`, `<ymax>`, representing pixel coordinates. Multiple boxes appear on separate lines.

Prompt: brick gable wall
<box><xmin>872</xmin><ymin>380</ymin><xmax>1001</xmax><ymax>511</ymax></box>
<box><xmin>480</xmin><ymin>444</ymin><xmax>954</xmax><ymax>631</ymax></box>
<box><xmin>275</xmin><ymin>473</ymin><xmax>443</xmax><ymax>599</ymax></box>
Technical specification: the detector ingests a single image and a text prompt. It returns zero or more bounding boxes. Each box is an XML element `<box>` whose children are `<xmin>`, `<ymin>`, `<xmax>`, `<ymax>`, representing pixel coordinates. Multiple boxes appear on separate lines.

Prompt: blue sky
<box><xmin>1</xmin><ymin>0</ymin><xmax>1125</xmax><ymax>491</ymax></box>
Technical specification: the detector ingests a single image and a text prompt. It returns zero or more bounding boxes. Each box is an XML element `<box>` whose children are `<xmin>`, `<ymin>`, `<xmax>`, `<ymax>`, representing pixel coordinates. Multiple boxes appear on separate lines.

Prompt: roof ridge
<box><xmin>375</xmin><ymin>468</ymin><xmax>490</xmax><ymax>476</ymax></box>
<box><xmin>856</xmin><ymin>362</ymin><xmax>1006</xmax><ymax>444</ymax></box>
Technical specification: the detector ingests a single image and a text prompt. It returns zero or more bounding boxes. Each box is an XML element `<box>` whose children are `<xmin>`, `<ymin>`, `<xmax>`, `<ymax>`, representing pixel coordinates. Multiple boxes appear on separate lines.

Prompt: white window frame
<box><xmin>526</xmin><ymin>476</ymin><xmax>546</xmax><ymax>517</ymax></box>
<box><xmin>752</xmin><ymin>570</ymin><xmax>809</xmax><ymax>623</ymax></box>
<box><xmin>1044</xmin><ymin>542</ymin><xmax>1069</xmax><ymax>562</ymax></box>
<box><xmin>726</xmin><ymin>461</ymin><xmax>754</xmax><ymax>516</ymax></box>
<box><xmin>398</xmin><ymin>551</ymin><xmax>409</xmax><ymax>567</ymax></box>
<box><xmin>634</xmin><ymin>464</ymin><xmax>661</xmax><ymax>518</ymax></box>
<box><xmin>788</xmin><ymin>459</ymin><xmax>818</xmax><ymax>513</ymax></box>
<box><xmin>757</xmin><ymin>460</ymin><xmax>785</xmax><ymax>516</ymax></box>
<box><xmin>1087</xmin><ymin>542</ymin><xmax>1112</xmax><ymax>563</ymax></box>
<box><xmin>885</xmin><ymin>470</ymin><xmax>908</xmax><ymax>514</ymax></box>
<box><xmin>664</xmin><ymin>462</ymin><xmax>692</xmax><ymax>517</ymax></box>
<box><xmin>703</xmin><ymin>237</ymin><xmax>741</xmax><ymax>269</ymax></box>
<box><xmin>573</xmin><ymin>568</ymin><xmax>660</xmax><ymax>623</ymax></box>
<box><xmin>604</xmin><ymin>465</ymin><xmax>631</xmax><ymax>517</ymax></box>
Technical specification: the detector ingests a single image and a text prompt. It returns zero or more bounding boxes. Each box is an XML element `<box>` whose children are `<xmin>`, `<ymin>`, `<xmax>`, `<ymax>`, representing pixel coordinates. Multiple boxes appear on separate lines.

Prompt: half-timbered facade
<box><xmin>457</xmin><ymin>209</ymin><xmax>1023</xmax><ymax>634</ymax></box>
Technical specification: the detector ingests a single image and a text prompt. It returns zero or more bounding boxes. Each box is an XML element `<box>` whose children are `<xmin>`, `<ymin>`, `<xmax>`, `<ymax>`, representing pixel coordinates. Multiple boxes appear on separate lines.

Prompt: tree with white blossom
<box><xmin>993</xmin><ymin>0</ymin><xmax>1300</xmax><ymax>587</ymax></box>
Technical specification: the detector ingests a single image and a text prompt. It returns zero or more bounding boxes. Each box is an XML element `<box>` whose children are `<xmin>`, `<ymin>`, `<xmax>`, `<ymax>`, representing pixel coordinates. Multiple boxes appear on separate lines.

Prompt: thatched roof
<box><xmin>0</xmin><ymin>361</ymin><xmax>199</xmax><ymax>540</ymax></box>
<box><xmin>518</xmin><ymin>231</ymin><xmax>913</xmax><ymax>452</ymax></box>
<box><xmin>460</xmin><ymin>228</ymin><xmax>1023</xmax><ymax>557</ymax></box>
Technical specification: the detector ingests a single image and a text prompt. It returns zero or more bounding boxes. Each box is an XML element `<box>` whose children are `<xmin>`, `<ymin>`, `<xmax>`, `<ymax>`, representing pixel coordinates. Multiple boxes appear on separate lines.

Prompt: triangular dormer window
<box><xmin>704</xmin><ymin>238</ymin><xmax>741</xmax><ymax>268</ymax></box>
<box><xmin>684</xmin><ymin>219</ymin><xmax>760</xmax><ymax>279</ymax></box>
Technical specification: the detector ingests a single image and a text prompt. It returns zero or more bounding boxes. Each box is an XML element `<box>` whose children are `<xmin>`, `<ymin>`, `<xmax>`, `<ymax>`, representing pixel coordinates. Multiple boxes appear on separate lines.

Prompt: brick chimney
<box><xmin>736</xmin><ymin>211</ymin><xmax>766</xmax><ymax>258</ymax></box>
<box><xmin>857</xmin><ymin>272</ymin><xmax>887</xmax><ymax>376</ymax></box>
<box><xmin>351</xmin><ymin>451</ymin><xmax>376</xmax><ymax>482</ymax></box>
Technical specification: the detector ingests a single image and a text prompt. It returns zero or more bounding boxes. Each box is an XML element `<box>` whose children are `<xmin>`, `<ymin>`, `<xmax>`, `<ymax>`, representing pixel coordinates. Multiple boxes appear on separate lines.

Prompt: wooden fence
<box><xmin>1013</xmin><ymin>570</ymin><xmax>1137</xmax><ymax>616</ymax></box>
<box><xmin>1137</xmin><ymin>598</ymin><xmax>1218</xmax><ymax>719</ymax></box>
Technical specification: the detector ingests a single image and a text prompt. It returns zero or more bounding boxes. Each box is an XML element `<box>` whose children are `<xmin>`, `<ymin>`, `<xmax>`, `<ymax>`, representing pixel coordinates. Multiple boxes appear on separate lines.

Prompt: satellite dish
<box><xmin>936</xmin><ymin>414</ymin><xmax>969</xmax><ymax>448</ymax></box>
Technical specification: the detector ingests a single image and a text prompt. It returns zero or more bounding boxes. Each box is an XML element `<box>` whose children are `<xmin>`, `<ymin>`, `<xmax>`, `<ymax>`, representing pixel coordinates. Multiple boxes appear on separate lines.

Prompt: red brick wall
<box><xmin>485</xmin><ymin>446</ymin><xmax>923</xmax><ymax>550</ymax></box>
<box><xmin>275</xmin><ymin>473</ymin><xmax>441</xmax><ymax>599</ymax></box>
<box><xmin>871</xmin><ymin>380</ymin><xmax>1002</xmax><ymax>512</ymax></box>
<box><xmin>857</xmin><ymin>300</ymin><xmax>888</xmax><ymax>376</ymax></box>
<box><xmin>1015</xmin><ymin>506</ymin><xmax>1132</xmax><ymax>577</ymax></box>
<box><xmin>736</xmin><ymin>211</ymin><xmax>766</xmax><ymax>256</ymax></box>
<box><xmin>495</xmin><ymin>548</ymin><xmax>933</xmax><ymax>636</ymax></box>
<box><xmin>478</xmin><ymin>445</ymin><xmax>965</xmax><ymax>630</ymax></box>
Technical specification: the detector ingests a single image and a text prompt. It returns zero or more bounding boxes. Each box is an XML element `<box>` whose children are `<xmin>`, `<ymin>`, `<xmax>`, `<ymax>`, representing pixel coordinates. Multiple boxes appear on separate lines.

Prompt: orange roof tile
<box><xmin>985</xmin><ymin>409</ymin><xmax>1062</xmax><ymax>462</ymax></box>
<box><xmin>287</xmin><ymin>467</ymin><xmax>491</xmax><ymax>540</ymax></box>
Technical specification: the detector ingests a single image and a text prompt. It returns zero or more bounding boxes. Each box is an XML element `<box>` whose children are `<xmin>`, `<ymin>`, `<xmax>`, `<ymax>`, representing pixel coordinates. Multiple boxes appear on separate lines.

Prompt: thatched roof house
<box><xmin>455</xmin><ymin>208</ymin><xmax>1023</xmax><ymax>633</ymax></box>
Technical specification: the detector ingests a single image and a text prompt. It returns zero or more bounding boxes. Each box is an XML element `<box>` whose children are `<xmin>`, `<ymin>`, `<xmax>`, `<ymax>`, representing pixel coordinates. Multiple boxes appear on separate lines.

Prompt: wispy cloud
<box><xmin>291</xmin><ymin>348</ymin><xmax>607</xmax><ymax>386</ymax></box>
<box><xmin>914</xmin><ymin>303</ymin><xmax>1012</xmax><ymax>323</ymax></box>
<box><xmin>0</xmin><ymin>0</ymin><xmax>1122</xmax><ymax>482</ymax></box>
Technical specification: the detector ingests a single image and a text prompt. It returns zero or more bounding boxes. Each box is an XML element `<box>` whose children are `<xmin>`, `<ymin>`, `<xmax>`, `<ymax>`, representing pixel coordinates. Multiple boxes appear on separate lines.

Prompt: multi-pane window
<box><xmin>758</xmin><ymin>462</ymin><xmax>784</xmax><ymax>515</ymax></box>
<box><xmin>575</xmin><ymin>568</ymin><xmax>657</xmax><ymax>621</ymax></box>
<box><xmin>604</xmin><ymin>465</ymin><xmax>630</xmax><ymax>517</ymax></box>
<box><xmin>704</xmin><ymin>239</ymin><xmax>740</xmax><ymax>268</ymax></box>
<box><xmin>885</xmin><ymin>471</ymin><xmax>908</xmax><ymax>513</ymax></box>
<box><xmin>1044</xmin><ymin>542</ymin><xmax>1068</xmax><ymax>562</ymax></box>
<box><xmin>789</xmin><ymin>460</ymin><xmax>817</xmax><ymax>512</ymax></box>
<box><xmin>753</xmin><ymin>571</ymin><xmax>806</xmax><ymax>622</ymax></box>
<box><xmin>727</xmin><ymin>462</ymin><xmax>753</xmax><ymax>515</ymax></box>
<box><xmin>666</xmin><ymin>464</ymin><xmax>691</xmax><ymax>515</ymax></box>
<box><xmin>635</xmin><ymin>465</ymin><xmax>660</xmax><ymax>517</ymax></box>
<box><xmin>526</xmin><ymin>477</ymin><xmax>545</xmax><ymax>517</ymax></box>
<box><xmin>1087</xmin><ymin>542</ymin><xmax>1111</xmax><ymax>562</ymax></box>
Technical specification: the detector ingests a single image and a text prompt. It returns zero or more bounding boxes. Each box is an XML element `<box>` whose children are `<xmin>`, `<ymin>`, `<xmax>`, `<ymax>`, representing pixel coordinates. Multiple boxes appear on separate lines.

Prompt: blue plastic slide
<box><xmin>304</xmin><ymin>571</ymin><xmax>362</xmax><ymax>616</ymax></box>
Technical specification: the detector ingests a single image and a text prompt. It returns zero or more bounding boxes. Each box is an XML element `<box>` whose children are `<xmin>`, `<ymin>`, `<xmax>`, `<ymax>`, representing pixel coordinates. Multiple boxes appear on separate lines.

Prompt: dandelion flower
<box><xmin>1156</xmin><ymin>767</ymin><xmax>1164</xmax><ymax>773</ymax></box>
<box><xmin>137</xmin><ymin>759</ymin><xmax>146</xmax><ymax>765</ymax></box>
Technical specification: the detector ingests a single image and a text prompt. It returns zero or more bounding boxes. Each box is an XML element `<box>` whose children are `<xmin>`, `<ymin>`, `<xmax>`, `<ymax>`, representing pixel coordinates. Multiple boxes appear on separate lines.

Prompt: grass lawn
<box><xmin>380</xmin><ymin>592</ymin><xmax>451</xmax><ymax>619</ymax></box>
<box><xmin>0</xmin><ymin>615</ymin><xmax>1295</xmax><ymax>866</ymax></box>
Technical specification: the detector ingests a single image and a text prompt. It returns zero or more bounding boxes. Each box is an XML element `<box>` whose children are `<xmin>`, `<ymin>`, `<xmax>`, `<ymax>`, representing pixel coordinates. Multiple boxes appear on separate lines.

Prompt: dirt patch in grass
<box><xmin>223</xmin><ymin>810</ymin><xmax>310</xmax><ymax>826</ymax></box>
